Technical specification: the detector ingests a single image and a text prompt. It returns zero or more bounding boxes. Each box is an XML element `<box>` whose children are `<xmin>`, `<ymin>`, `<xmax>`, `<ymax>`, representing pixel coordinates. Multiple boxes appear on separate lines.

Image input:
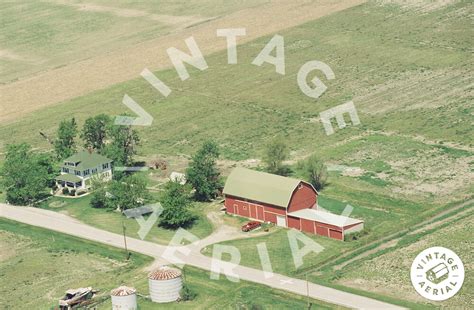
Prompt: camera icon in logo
<box><xmin>426</xmin><ymin>262</ymin><xmax>449</xmax><ymax>285</ymax></box>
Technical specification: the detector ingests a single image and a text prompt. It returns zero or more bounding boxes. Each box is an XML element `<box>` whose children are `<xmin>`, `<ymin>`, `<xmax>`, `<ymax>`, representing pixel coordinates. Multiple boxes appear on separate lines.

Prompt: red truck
<box><xmin>241</xmin><ymin>221</ymin><xmax>261</xmax><ymax>232</ymax></box>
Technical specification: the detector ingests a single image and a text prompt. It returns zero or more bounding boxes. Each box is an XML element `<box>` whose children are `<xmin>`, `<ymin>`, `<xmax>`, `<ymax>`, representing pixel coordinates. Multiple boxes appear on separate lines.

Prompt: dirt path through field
<box><xmin>0</xmin><ymin>0</ymin><xmax>366</xmax><ymax>124</ymax></box>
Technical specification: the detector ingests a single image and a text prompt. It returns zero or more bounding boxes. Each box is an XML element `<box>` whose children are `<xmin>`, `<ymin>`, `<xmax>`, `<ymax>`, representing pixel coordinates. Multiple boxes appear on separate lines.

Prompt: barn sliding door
<box><xmin>276</xmin><ymin>215</ymin><xmax>287</xmax><ymax>227</ymax></box>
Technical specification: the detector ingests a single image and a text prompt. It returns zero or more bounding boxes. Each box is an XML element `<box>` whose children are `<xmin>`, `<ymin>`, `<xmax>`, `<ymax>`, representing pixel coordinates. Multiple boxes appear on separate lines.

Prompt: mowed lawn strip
<box><xmin>40</xmin><ymin>195</ymin><xmax>213</xmax><ymax>245</ymax></box>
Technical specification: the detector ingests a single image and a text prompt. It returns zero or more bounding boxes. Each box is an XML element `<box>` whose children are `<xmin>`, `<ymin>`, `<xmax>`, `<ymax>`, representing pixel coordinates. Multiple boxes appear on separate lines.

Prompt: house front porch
<box><xmin>55</xmin><ymin>174</ymin><xmax>84</xmax><ymax>190</ymax></box>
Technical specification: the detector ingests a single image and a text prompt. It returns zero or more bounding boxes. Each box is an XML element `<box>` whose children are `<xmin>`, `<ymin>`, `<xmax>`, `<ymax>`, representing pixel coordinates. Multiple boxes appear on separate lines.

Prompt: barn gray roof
<box><xmin>288</xmin><ymin>209</ymin><xmax>363</xmax><ymax>228</ymax></box>
<box><xmin>223</xmin><ymin>167</ymin><xmax>316</xmax><ymax>209</ymax></box>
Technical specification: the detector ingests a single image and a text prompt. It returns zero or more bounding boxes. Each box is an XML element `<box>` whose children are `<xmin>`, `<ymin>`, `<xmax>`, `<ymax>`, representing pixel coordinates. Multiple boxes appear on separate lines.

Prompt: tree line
<box><xmin>54</xmin><ymin>114</ymin><xmax>139</xmax><ymax>166</ymax></box>
<box><xmin>1</xmin><ymin>116</ymin><xmax>326</xmax><ymax>230</ymax></box>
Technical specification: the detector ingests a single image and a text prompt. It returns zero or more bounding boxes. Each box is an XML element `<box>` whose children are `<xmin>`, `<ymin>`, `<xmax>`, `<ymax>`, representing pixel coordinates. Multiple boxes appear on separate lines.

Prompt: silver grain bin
<box><xmin>110</xmin><ymin>286</ymin><xmax>137</xmax><ymax>310</ymax></box>
<box><xmin>148</xmin><ymin>266</ymin><xmax>183</xmax><ymax>303</ymax></box>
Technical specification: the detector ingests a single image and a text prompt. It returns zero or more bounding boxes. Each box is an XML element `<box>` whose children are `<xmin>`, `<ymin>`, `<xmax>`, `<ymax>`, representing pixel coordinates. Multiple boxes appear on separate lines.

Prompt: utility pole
<box><xmin>122</xmin><ymin>220</ymin><xmax>129</xmax><ymax>260</ymax></box>
<box><xmin>306</xmin><ymin>273</ymin><xmax>312</xmax><ymax>310</ymax></box>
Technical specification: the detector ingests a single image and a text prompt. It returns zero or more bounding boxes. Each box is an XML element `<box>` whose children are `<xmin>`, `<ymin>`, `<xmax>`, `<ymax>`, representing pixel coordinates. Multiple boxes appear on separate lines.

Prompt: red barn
<box><xmin>223</xmin><ymin>167</ymin><xmax>363</xmax><ymax>241</ymax></box>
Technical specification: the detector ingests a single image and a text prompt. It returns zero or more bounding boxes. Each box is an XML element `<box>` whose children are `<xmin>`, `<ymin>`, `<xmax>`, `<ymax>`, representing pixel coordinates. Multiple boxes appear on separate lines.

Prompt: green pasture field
<box><xmin>0</xmin><ymin>218</ymin><xmax>344</xmax><ymax>309</ymax></box>
<box><xmin>1</xmin><ymin>1</ymin><xmax>471</xmax><ymax>172</ymax></box>
<box><xmin>1</xmin><ymin>1</ymin><xmax>472</xmax><ymax>150</ymax></box>
<box><xmin>1</xmin><ymin>1</ymin><xmax>471</xmax><ymax>205</ymax></box>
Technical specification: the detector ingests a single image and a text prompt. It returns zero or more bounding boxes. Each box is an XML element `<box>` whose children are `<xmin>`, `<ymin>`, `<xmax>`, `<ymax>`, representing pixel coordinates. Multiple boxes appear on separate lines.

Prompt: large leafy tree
<box><xmin>81</xmin><ymin>114</ymin><xmax>111</xmax><ymax>151</ymax></box>
<box><xmin>89</xmin><ymin>175</ymin><xmax>112</xmax><ymax>209</ymax></box>
<box><xmin>35</xmin><ymin>152</ymin><xmax>56</xmax><ymax>188</ymax></box>
<box><xmin>107</xmin><ymin>174</ymin><xmax>150</xmax><ymax>211</ymax></box>
<box><xmin>297</xmin><ymin>154</ymin><xmax>328</xmax><ymax>191</ymax></box>
<box><xmin>263</xmin><ymin>137</ymin><xmax>290</xmax><ymax>175</ymax></box>
<box><xmin>1</xmin><ymin>143</ymin><xmax>53</xmax><ymax>205</ymax></box>
<box><xmin>186</xmin><ymin>141</ymin><xmax>221</xmax><ymax>201</ymax></box>
<box><xmin>54</xmin><ymin>118</ymin><xmax>78</xmax><ymax>159</ymax></box>
<box><xmin>104</xmin><ymin>123</ymin><xmax>140</xmax><ymax>166</ymax></box>
<box><xmin>159</xmin><ymin>181</ymin><xmax>196</xmax><ymax>229</ymax></box>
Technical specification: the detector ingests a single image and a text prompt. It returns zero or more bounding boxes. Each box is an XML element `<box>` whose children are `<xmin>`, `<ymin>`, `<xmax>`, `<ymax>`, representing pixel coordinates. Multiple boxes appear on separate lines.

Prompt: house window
<box><xmin>74</xmin><ymin>170</ymin><xmax>81</xmax><ymax>176</ymax></box>
<box><xmin>62</xmin><ymin>167</ymin><xmax>69</xmax><ymax>173</ymax></box>
<box><xmin>83</xmin><ymin>169</ymin><xmax>90</xmax><ymax>176</ymax></box>
<box><xmin>92</xmin><ymin>168</ymin><xmax>97</xmax><ymax>174</ymax></box>
<box><xmin>102</xmin><ymin>163</ymin><xmax>109</xmax><ymax>169</ymax></box>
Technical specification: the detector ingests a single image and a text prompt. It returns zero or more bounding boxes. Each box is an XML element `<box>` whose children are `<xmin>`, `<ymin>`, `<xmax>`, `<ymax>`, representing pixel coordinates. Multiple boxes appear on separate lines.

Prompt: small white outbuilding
<box><xmin>110</xmin><ymin>286</ymin><xmax>137</xmax><ymax>310</ymax></box>
<box><xmin>169</xmin><ymin>172</ymin><xmax>186</xmax><ymax>185</ymax></box>
<box><xmin>148</xmin><ymin>266</ymin><xmax>183</xmax><ymax>303</ymax></box>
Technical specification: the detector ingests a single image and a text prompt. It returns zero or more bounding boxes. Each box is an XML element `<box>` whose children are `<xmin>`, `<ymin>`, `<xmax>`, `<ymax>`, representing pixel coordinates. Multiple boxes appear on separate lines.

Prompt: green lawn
<box><xmin>40</xmin><ymin>195</ymin><xmax>213</xmax><ymax>245</ymax></box>
<box><xmin>0</xmin><ymin>218</ymin><xmax>345</xmax><ymax>309</ymax></box>
<box><xmin>202</xmin><ymin>227</ymin><xmax>351</xmax><ymax>276</ymax></box>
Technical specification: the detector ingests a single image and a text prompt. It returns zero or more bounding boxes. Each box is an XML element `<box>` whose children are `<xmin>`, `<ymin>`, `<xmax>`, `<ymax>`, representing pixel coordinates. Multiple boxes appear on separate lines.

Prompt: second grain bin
<box><xmin>148</xmin><ymin>266</ymin><xmax>183</xmax><ymax>303</ymax></box>
<box><xmin>110</xmin><ymin>286</ymin><xmax>137</xmax><ymax>310</ymax></box>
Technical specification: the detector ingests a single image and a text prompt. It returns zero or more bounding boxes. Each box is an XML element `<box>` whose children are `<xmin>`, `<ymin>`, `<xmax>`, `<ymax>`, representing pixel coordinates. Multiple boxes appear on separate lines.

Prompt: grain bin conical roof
<box><xmin>110</xmin><ymin>286</ymin><xmax>136</xmax><ymax>296</ymax></box>
<box><xmin>148</xmin><ymin>266</ymin><xmax>182</xmax><ymax>280</ymax></box>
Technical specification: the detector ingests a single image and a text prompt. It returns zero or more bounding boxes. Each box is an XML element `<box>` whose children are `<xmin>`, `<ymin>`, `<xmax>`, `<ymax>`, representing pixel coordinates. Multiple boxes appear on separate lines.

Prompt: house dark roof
<box><xmin>63</xmin><ymin>151</ymin><xmax>112</xmax><ymax>171</ymax></box>
<box><xmin>223</xmin><ymin>167</ymin><xmax>316</xmax><ymax>209</ymax></box>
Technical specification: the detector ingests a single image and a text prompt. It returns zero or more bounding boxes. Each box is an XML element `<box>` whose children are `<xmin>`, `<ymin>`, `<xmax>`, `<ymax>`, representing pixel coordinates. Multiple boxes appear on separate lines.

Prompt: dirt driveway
<box><xmin>0</xmin><ymin>0</ymin><xmax>366</xmax><ymax>123</ymax></box>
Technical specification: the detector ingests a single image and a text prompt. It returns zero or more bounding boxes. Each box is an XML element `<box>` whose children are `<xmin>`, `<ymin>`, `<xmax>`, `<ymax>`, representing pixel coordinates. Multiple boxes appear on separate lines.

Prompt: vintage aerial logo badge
<box><xmin>410</xmin><ymin>246</ymin><xmax>465</xmax><ymax>301</ymax></box>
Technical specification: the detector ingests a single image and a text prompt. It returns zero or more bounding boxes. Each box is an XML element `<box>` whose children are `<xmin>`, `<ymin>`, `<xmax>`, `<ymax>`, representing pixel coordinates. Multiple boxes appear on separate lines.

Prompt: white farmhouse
<box><xmin>55</xmin><ymin>151</ymin><xmax>113</xmax><ymax>192</ymax></box>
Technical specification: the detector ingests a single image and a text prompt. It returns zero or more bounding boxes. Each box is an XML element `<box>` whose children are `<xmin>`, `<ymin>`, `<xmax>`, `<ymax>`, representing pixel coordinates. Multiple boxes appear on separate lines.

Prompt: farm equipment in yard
<box><xmin>58</xmin><ymin>287</ymin><xmax>98</xmax><ymax>309</ymax></box>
